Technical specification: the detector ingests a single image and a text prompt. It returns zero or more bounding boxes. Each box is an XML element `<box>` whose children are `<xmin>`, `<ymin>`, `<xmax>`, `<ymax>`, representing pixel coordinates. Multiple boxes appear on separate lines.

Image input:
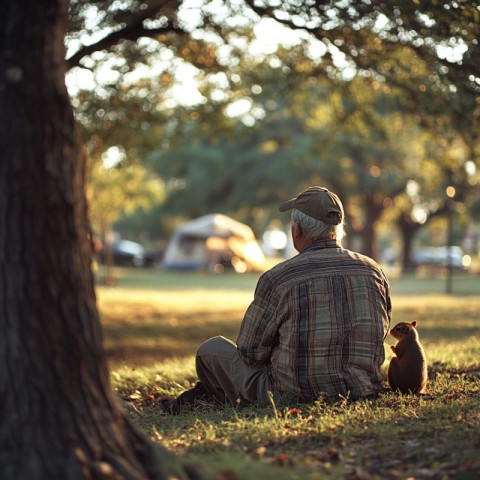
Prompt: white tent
<box><xmin>162</xmin><ymin>214</ymin><xmax>265</xmax><ymax>273</ymax></box>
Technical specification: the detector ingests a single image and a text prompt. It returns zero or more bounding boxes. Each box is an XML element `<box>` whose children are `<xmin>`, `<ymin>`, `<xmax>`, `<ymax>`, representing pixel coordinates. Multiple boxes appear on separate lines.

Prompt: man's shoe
<box><xmin>161</xmin><ymin>382</ymin><xmax>209</xmax><ymax>414</ymax></box>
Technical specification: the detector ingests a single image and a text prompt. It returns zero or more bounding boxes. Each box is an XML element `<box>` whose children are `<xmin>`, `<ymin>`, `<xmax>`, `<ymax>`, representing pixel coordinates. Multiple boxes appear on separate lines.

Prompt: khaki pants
<box><xmin>196</xmin><ymin>336</ymin><xmax>274</xmax><ymax>406</ymax></box>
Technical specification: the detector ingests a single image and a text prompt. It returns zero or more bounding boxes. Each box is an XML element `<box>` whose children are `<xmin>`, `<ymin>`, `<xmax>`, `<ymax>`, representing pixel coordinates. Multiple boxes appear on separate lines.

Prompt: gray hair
<box><xmin>291</xmin><ymin>208</ymin><xmax>345</xmax><ymax>241</ymax></box>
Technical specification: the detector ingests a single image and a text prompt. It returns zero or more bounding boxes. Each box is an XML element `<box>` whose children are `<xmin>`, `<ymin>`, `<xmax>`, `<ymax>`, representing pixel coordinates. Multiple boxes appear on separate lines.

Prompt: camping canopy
<box><xmin>162</xmin><ymin>214</ymin><xmax>265</xmax><ymax>272</ymax></box>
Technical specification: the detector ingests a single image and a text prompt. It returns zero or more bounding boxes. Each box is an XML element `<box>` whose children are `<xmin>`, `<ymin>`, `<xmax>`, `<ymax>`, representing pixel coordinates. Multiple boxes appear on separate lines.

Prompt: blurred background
<box><xmin>65</xmin><ymin>1</ymin><xmax>480</xmax><ymax>284</ymax></box>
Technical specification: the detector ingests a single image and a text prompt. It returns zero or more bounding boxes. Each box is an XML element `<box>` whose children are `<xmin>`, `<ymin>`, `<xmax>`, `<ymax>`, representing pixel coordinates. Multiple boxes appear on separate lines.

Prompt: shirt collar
<box><xmin>302</xmin><ymin>238</ymin><xmax>340</xmax><ymax>253</ymax></box>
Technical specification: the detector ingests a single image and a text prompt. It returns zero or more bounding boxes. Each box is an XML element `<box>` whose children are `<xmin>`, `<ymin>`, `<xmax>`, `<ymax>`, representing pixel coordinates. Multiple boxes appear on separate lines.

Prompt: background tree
<box><xmin>65</xmin><ymin>1</ymin><xmax>479</xmax><ymax>265</ymax></box>
<box><xmin>147</xmin><ymin>45</ymin><xmax>322</xmax><ymax>225</ymax></box>
<box><xmin>67</xmin><ymin>1</ymin><xmax>479</xmax><ymax>263</ymax></box>
<box><xmin>146</xmin><ymin>47</ymin><xmax>440</xmax><ymax>261</ymax></box>
<box><xmin>87</xmin><ymin>155</ymin><xmax>163</xmax><ymax>283</ymax></box>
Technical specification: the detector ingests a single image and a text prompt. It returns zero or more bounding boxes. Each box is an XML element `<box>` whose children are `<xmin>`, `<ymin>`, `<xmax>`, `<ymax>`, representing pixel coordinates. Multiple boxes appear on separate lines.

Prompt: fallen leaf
<box><xmin>287</xmin><ymin>408</ymin><xmax>301</xmax><ymax>415</ymax></box>
<box><xmin>220</xmin><ymin>470</ymin><xmax>239</xmax><ymax>480</ymax></box>
<box><xmin>276</xmin><ymin>453</ymin><xmax>294</xmax><ymax>467</ymax></box>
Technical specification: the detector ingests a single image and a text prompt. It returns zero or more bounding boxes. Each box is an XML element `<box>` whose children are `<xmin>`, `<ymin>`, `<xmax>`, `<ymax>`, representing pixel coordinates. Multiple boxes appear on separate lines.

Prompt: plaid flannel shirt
<box><xmin>236</xmin><ymin>239</ymin><xmax>391</xmax><ymax>401</ymax></box>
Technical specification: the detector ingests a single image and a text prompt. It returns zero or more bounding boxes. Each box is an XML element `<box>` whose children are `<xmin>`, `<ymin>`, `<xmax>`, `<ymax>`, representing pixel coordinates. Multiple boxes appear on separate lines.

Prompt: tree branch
<box><xmin>67</xmin><ymin>24</ymin><xmax>186</xmax><ymax>69</ymax></box>
<box><xmin>66</xmin><ymin>1</ymin><xmax>187</xmax><ymax>70</ymax></box>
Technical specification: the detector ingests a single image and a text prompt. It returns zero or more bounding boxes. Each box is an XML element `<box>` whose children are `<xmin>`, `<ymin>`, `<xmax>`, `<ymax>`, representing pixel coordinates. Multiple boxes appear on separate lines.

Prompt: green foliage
<box><xmin>67</xmin><ymin>1</ymin><xmax>480</xmax><ymax>155</ymax></box>
<box><xmin>67</xmin><ymin>1</ymin><xmax>480</xmax><ymax>260</ymax></box>
<box><xmin>87</xmin><ymin>159</ymin><xmax>164</xmax><ymax>235</ymax></box>
<box><xmin>245</xmin><ymin>0</ymin><xmax>480</xmax><ymax>101</ymax></box>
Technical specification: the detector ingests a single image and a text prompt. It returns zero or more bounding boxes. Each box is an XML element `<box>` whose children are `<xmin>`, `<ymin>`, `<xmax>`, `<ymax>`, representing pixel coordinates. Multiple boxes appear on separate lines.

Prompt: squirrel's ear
<box><xmin>411</xmin><ymin>321</ymin><xmax>417</xmax><ymax>328</ymax></box>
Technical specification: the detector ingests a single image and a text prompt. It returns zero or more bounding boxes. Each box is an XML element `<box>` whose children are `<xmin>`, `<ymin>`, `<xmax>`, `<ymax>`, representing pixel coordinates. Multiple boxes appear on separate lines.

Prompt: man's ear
<box><xmin>292</xmin><ymin>222</ymin><xmax>302</xmax><ymax>239</ymax></box>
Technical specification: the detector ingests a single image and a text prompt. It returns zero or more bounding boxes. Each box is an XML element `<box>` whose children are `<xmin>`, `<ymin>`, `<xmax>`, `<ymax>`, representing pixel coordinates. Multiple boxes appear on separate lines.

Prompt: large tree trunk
<box><xmin>396</xmin><ymin>203</ymin><xmax>450</xmax><ymax>273</ymax></box>
<box><xmin>358</xmin><ymin>192</ymin><xmax>383</xmax><ymax>261</ymax></box>
<box><xmin>397</xmin><ymin>212</ymin><xmax>420</xmax><ymax>273</ymax></box>
<box><xmin>0</xmin><ymin>2</ymin><xmax>183</xmax><ymax>479</ymax></box>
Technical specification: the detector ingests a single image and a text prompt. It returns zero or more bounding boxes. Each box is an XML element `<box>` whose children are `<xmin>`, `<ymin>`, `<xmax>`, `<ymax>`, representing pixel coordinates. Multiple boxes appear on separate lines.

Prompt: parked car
<box><xmin>411</xmin><ymin>246</ymin><xmax>471</xmax><ymax>269</ymax></box>
<box><xmin>100</xmin><ymin>240</ymin><xmax>160</xmax><ymax>267</ymax></box>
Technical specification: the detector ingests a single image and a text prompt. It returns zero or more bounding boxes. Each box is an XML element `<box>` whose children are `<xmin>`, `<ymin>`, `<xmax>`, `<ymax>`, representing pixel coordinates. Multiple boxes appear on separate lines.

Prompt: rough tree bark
<box><xmin>0</xmin><ymin>2</ymin><xmax>187</xmax><ymax>479</ymax></box>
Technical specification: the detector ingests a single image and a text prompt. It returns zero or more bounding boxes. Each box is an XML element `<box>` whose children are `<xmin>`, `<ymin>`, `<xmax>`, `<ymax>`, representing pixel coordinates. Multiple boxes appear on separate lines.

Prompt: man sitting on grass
<box><xmin>162</xmin><ymin>186</ymin><xmax>392</xmax><ymax>414</ymax></box>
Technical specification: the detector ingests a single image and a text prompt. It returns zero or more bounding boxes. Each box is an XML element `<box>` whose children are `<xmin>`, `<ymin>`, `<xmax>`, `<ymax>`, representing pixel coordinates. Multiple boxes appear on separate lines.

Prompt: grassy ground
<box><xmin>97</xmin><ymin>267</ymin><xmax>480</xmax><ymax>480</ymax></box>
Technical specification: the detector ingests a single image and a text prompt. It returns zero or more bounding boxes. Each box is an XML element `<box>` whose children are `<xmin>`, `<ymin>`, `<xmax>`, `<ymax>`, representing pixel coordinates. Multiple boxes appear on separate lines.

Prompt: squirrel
<box><xmin>387</xmin><ymin>321</ymin><xmax>427</xmax><ymax>394</ymax></box>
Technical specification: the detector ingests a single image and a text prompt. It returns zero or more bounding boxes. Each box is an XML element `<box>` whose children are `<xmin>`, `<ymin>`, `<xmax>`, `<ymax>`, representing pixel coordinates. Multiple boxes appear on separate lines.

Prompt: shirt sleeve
<box><xmin>236</xmin><ymin>272</ymin><xmax>280</xmax><ymax>366</ymax></box>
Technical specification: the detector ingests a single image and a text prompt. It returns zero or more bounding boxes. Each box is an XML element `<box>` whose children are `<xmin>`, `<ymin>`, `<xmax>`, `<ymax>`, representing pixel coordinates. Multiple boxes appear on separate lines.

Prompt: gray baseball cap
<box><xmin>279</xmin><ymin>186</ymin><xmax>344</xmax><ymax>225</ymax></box>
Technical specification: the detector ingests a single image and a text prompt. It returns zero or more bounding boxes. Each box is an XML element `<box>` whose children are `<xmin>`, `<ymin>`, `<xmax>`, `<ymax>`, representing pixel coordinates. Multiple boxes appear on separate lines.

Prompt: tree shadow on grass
<box><xmin>102</xmin><ymin>311</ymin><xmax>242</xmax><ymax>368</ymax></box>
<box><xmin>103</xmin><ymin>318</ymin><xmax>479</xmax><ymax>369</ymax></box>
<box><xmin>102</xmin><ymin>306</ymin><xmax>480</xmax><ymax>368</ymax></box>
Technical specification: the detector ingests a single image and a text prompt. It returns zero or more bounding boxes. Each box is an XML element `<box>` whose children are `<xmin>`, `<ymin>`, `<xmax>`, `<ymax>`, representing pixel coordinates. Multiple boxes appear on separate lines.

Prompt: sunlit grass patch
<box><xmin>112</xmin><ymin>357</ymin><xmax>197</xmax><ymax>400</ymax></box>
<box><xmin>97</xmin><ymin>286</ymin><xmax>254</xmax><ymax>313</ymax></box>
